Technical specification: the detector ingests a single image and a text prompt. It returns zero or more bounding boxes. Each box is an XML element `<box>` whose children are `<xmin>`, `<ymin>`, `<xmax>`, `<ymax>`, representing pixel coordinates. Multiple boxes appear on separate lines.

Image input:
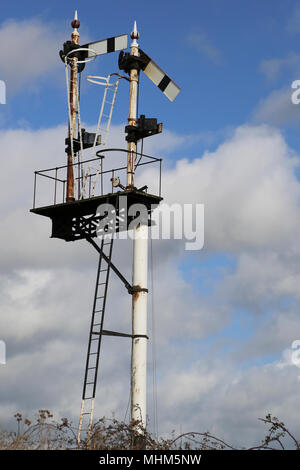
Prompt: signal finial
<box><xmin>71</xmin><ymin>10</ymin><xmax>80</xmax><ymax>42</ymax></box>
<box><xmin>130</xmin><ymin>21</ymin><xmax>139</xmax><ymax>47</ymax></box>
<box><xmin>71</xmin><ymin>10</ymin><xmax>80</xmax><ymax>30</ymax></box>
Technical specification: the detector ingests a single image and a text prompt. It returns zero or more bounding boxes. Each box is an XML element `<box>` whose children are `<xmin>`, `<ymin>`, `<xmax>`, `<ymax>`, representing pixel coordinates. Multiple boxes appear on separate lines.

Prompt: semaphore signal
<box><xmin>30</xmin><ymin>11</ymin><xmax>180</xmax><ymax>448</ymax></box>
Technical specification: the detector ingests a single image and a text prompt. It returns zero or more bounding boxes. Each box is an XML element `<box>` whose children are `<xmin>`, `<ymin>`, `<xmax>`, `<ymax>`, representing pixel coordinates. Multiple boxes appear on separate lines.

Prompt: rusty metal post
<box><xmin>127</xmin><ymin>21</ymin><xmax>139</xmax><ymax>189</ymax></box>
<box><xmin>66</xmin><ymin>11</ymin><xmax>80</xmax><ymax>202</ymax></box>
<box><xmin>129</xmin><ymin>23</ymin><xmax>148</xmax><ymax>434</ymax></box>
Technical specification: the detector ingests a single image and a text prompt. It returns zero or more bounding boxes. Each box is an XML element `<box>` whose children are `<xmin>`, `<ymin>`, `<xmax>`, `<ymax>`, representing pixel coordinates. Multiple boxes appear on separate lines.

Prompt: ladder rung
<box><xmin>80</xmin><ymin>233</ymin><xmax>115</xmax><ymax>411</ymax></box>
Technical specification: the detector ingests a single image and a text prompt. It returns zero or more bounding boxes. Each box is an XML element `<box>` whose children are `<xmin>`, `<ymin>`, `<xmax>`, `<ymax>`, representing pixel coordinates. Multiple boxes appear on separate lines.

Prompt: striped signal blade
<box><xmin>83</xmin><ymin>34</ymin><xmax>128</xmax><ymax>58</ymax></box>
<box><xmin>139</xmin><ymin>49</ymin><xmax>180</xmax><ymax>102</ymax></box>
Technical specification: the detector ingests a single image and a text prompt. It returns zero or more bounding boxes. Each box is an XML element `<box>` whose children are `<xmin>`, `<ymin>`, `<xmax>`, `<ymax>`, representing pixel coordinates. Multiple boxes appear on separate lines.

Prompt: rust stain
<box><xmin>133</xmin><ymin>284</ymin><xmax>142</xmax><ymax>301</ymax></box>
<box><xmin>133</xmin><ymin>291</ymin><xmax>140</xmax><ymax>301</ymax></box>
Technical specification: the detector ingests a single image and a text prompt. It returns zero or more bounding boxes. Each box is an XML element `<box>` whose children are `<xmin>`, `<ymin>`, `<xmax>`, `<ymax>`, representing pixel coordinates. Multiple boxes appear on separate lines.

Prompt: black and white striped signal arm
<box><xmin>82</xmin><ymin>34</ymin><xmax>128</xmax><ymax>57</ymax></box>
<box><xmin>139</xmin><ymin>49</ymin><xmax>180</xmax><ymax>102</ymax></box>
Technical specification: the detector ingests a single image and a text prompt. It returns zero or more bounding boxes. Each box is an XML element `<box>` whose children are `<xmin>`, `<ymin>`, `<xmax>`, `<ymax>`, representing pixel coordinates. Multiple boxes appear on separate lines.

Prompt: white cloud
<box><xmin>156</xmin><ymin>356</ymin><xmax>300</xmax><ymax>447</ymax></box>
<box><xmin>0</xmin><ymin>17</ymin><xmax>89</xmax><ymax>96</ymax></box>
<box><xmin>255</xmin><ymin>49</ymin><xmax>300</xmax><ymax>126</ymax></box>
<box><xmin>259</xmin><ymin>52</ymin><xmax>300</xmax><ymax>81</ymax></box>
<box><xmin>0</xmin><ymin>18</ymin><xmax>67</xmax><ymax>95</ymax></box>
<box><xmin>233</xmin><ymin>308</ymin><xmax>300</xmax><ymax>363</ymax></box>
<box><xmin>1</xmin><ymin>122</ymin><xmax>300</xmax><ymax>446</ymax></box>
<box><xmin>151</xmin><ymin>125</ymin><xmax>300</xmax><ymax>253</ymax></box>
<box><xmin>253</xmin><ymin>86</ymin><xmax>300</xmax><ymax>126</ymax></box>
<box><xmin>187</xmin><ymin>31</ymin><xmax>223</xmax><ymax>65</ymax></box>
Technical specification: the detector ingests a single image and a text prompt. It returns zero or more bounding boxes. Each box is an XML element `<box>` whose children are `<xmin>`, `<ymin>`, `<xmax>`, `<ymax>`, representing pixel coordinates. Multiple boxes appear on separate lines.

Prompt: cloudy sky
<box><xmin>1</xmin><ymin>0</ymin><xmax>300</xmax><ymax>449</ymax></box>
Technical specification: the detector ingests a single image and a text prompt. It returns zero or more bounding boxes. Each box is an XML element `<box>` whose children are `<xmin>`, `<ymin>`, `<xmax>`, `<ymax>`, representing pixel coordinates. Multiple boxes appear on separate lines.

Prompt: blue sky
<box><xmin>2</xmin><ymin>0</ymin><xmax>299</xmax><ymax>134</ymax></box>
<box><xmin>3</xmin><ymin>0</ymin><xmax>300</xmax><ymax>157</ymax></box>
<box><xmin>1</xmin><ymin>0</ymin><xmax>300</xmax><ymax>448</ymax></box>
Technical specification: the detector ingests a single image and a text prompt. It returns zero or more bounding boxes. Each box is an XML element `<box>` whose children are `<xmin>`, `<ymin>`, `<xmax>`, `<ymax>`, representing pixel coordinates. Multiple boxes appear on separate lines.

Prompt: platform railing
<box><xmin>32</xmin><ymin>148</ymin><xmax>162</xmax><ymax>210</ymax></box>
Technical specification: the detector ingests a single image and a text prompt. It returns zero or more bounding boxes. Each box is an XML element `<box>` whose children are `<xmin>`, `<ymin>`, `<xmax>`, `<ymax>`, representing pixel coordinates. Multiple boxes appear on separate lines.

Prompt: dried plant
<box><xmin>0</xmin><ymin>411</ymin><xmax>298</xmax><ymax>450</ymax></box>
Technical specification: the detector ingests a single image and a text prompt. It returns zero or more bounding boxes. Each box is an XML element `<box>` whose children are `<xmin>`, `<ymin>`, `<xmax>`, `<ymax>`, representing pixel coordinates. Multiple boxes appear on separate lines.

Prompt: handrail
<box><xmin>32</xmin><ymin>148</ymin><xmax>162</xmax><ymax>209</ymax></box>
<box><xmin>35</xmin><ymin>148</ymin><xmax>162</xmax><ymax>174</ymax></box>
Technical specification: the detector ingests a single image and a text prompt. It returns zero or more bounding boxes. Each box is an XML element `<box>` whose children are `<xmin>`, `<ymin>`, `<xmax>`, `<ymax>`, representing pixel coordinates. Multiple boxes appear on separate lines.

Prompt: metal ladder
<box><xmin>80</xmin><ymin>75</ymin><xmax>120</xmax><ymax>199</ymax></box>
<box><xmin>77</xmin><ymin>236</ymin><xmax>114</xmax><ymax>447</ymax></box>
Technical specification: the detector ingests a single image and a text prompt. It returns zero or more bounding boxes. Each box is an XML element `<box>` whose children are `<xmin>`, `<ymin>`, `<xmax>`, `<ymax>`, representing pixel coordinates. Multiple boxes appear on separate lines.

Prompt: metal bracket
<box><xmin>102</xmin><ymin>330</ymin><xmax>132</xmax><ymax>338</ymax></box>
<box><xmin>130</xmin><ymin>285</ymin><xmax>148</xmax><ymax>294</ymax></box>
<box><xmin>118</xmin><ymin>51</ymin><xmax>147</xmax><ymax>74</ymax></box>
<box><xmin>100</xmin><ymin>330</ymin><xmax>149</xmax><ymax>340</ymax></box>
<box><xmin>86</xmin><ymin>235</ymin><xmax>133</xmax><ymax>294</ymax></box>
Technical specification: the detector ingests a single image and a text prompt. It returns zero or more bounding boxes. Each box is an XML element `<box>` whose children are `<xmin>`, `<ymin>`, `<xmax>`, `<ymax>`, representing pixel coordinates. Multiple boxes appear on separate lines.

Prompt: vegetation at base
<box><xmin>0</xmin><ymin>410</ymin><xmax>299</xmax><ymax>450</ymax></box>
